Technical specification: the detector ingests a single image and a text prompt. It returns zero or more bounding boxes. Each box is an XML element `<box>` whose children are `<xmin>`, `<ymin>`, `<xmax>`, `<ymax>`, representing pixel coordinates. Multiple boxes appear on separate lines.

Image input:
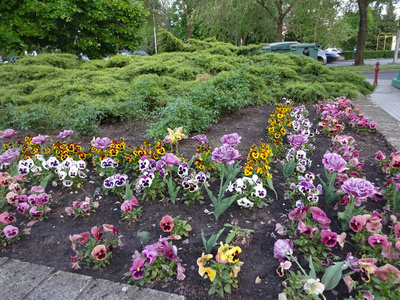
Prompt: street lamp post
<box><xmin>394</xmin><ymin>19</ymin><xmax>400</xmax><ymax>64</ymax></box>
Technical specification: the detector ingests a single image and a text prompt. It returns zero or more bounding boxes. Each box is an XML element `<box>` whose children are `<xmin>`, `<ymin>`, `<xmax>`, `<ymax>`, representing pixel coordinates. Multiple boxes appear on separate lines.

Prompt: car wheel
<box><xmin>317</xmin><ymin>57</ymin><xmax>325</xmax><ymax>64</ymax></box>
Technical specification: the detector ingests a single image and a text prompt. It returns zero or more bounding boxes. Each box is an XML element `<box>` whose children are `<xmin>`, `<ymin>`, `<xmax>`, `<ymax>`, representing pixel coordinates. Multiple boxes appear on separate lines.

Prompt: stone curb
<box><xmin>0</xmin><ymin>258</ymin><xmax>185</xmax><ymax>300</ymax></box>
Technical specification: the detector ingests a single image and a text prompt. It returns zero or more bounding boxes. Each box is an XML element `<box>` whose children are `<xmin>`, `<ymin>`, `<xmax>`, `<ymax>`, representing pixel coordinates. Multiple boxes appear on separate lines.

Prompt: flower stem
<box><xmin>289</xmin><ymin>254</ymin><xmax>308</xmax><ymax>277</ymax></box>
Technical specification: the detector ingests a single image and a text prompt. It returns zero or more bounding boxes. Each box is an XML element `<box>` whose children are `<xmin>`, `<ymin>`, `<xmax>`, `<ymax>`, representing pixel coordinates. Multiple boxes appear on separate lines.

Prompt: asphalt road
<box><xmin>328</xmin><ymin>58</ymin><xmax>396</xmax><ymax>66</ymax></box>
<box><xmin>361</xmin><ymin>69</ymin><xmax>399</xmax><ymax>80</ymax></box>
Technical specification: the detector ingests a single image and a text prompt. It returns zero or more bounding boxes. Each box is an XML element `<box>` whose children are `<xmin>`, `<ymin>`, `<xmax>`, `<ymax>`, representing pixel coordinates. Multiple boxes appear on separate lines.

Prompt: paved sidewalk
<box><xmin>351</xmin><ymin>77</ymin><xmax>400</xmax><ymax>151</ymax></box>
<box><xmin>0</xmin><ymin>257</ymin><xmax>185</xmax><ymax>300</ymax></box>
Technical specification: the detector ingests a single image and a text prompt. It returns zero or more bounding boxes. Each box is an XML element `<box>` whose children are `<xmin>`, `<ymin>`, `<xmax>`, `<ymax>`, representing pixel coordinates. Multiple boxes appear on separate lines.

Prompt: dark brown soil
<box><xmin>0</xmin><ymin>103</ymin><xmax>395</xmax><ymax>300</ymax></box>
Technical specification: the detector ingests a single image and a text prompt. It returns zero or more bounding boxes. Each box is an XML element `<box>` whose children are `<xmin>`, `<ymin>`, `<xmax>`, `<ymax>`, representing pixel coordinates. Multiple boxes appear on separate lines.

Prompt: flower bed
<box><xmin>0</xmin><ymin>100</ymin><xmax>398</xmax><ymax>300</ymax></box>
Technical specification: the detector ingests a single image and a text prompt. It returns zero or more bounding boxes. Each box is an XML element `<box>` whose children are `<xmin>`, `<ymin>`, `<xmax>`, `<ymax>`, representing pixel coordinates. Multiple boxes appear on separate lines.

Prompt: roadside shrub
<box><xmin>278</xmin><ymin>81</ymin><xmax>326</xmax><ymax>102</ymax></box>
<box><xmin>193</xmin><ymin>71</ymin><xmax>252</xmax><ymax>115</ymax></box>
<box><xmin>157</xmin><ymin>28</ymin><xmax>184</xmax><ymax>53</ymax></box>
<box><xmin>146</xmin><ymin>97</ymin><xmax>215</xmax><ymax>141</ymax></box>
<box><xmin>105</xmin><ymin>55</ymin><xmax>133</xmax><ymax>68</ymax></box>
<box><xmin>334</xmin><ymin>71</ymin><xmax>375</xmax><ymax>96</ymax></box>
<box><xmin>18</xmin><ymin>53</ymin><xmax>82</xmax><ymax>69</ymax></box>
<box><xmin>322</xmin><ymin>82</ymin><xmax>360</xmax><ymax>99</ymax></box>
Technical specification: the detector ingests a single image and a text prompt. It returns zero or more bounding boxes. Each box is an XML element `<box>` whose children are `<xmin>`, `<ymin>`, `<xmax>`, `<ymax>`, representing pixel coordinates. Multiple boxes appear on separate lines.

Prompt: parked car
<box><xmin>324</xmin><ymin>51</ymin><xmax>341</xmax><ymax>63</ymax></box>
<box><xmin>324</xmin><ymin>48</ymin><xmax>343</xmax><ymax>55</ymax></box>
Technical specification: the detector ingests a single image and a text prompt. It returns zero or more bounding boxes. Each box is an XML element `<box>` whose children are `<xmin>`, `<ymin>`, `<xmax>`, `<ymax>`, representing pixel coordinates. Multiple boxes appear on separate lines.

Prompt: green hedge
<box><xmin>0</xmin><ymin>39</ymin><xmax>374</xmax><ymax>140</ymax></box>
<box><xmin>342</xmin><ymin>50</ymin><xmax>395</xmax><ymax>60</ymax></box>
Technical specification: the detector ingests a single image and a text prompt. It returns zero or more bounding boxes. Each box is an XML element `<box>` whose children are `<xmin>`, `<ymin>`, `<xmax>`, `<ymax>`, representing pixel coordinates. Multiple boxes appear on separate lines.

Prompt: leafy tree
<box><xmin>285</xmin><ymin>0</ymin><xmax>342</xmax><ymax>46</ymax></box>
<box><xmin>195</xmin><ymin>0</ymin><xmax>276</xmax><ymax>45</ymax></box>
<box><xmin>256</xmin><ymin>0</ymin><xmax>299</xmax><ymax>42</ymax></box>
<box><xmin>0</xmin><ymin>0</ymin><xmax>148</xmax><ymax>59</ymax></box>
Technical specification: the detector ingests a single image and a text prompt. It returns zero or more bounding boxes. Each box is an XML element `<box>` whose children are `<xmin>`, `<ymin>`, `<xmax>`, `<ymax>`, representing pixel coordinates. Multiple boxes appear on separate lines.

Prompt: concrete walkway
<box><xmin>351</xmin><ymin>76</ymin><xmax>400</xmax><ymax>151</ymax></box>
<box><xmin>0</xmin><ymin>73</ymin><xmax>399</xmax><ymax>300</ymax></box>
<box><xmin>0</xmin><ymin>257</ymin><xmax>185</xmax><ymax>300</ymax></box>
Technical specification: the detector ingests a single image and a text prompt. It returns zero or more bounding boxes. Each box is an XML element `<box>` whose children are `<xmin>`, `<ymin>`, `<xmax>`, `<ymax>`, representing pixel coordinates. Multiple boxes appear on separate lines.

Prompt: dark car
<box><xmin>324</xmin><ymin>51</ymin><xmax>341</xmax><ymax>63</ymax></box>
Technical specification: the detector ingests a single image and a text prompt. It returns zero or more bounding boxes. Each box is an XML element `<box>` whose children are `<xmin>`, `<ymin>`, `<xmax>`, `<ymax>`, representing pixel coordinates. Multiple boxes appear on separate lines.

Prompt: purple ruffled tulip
<box><xmin>192</xmin><ymin>134</ymin><xmax>209</xmax><ymax>144</ymax></box>
<box><xmin>322</xmin><ymin>151</ymin><xmax>348</xmax><ymax>173</ymax></box>
<box><xmin>161</xmin><ymin>153</ymin><xmax>180</xmax><ymax>166</ymax></box>
<box><xmin>0</xmin><ymin>129</ymin><xmax>16</xmax><ymax>139</ymax></box>
<box><xmin>57</xmin><ymin>130</ymin><xmax>73</xmax><ymax>139</ymax></box>
<box><xmin>341</xmin><ymin>178</ymin><xmax>375</xmax><ymax>198</ymax></box>
<box><xmin>92</xmin><ymin>137</ymin><xmax>111</xmax><ymax>149</ymax></box>
<box><xmin>211</xmin><ymin>145</ymin><xmax>241</xmax><ymax>165</ymax></box>
<box><xmin>288</xmin><ymin>134</ymin><xmax>308</xmax><ymax>148</ymax></box>
<box><xmin>220</xmin><ymin>133</ymin><xmax>241</xmax><ymax>147</ymax></box>
<box><xmin>273</xmin><ymin>239</ymin><xmax>293</xmax><ymax>261</ymax></box>
<box><xmin>0</xmin><ymin>148</ymin><xmax>21</xmax><ymax>166</ymax></box>
<box><xmin>31</xmin><ymin>134</ymin><xmax>49</xmax><ymax>145</ymax></box>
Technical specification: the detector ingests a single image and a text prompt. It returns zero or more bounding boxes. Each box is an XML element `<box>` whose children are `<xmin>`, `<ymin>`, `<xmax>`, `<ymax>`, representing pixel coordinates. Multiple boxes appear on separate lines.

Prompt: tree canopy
<box><xmin>0</xmin><ymin>0</ymin><xmax>148</xmax><ymax>59</ymax></box>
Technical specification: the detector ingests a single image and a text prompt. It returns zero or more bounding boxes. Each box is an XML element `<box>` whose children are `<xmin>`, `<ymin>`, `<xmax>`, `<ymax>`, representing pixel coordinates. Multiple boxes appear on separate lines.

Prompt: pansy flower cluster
<box><xmin>244</xmin><ymin>141</ymin><xmax>274</xmax><ymax>180</ymax></box>
<box><xmin>227</xmin><ymin>175</ymin><xmax>269</xmax><ymax>209</ymax></box>
<box><xmin>127</xmin><ymin>237</ymin><xmax>185</xmax><ymax>284</ymax></box>
<box><xmin>65</xmin><ymin>195</ymin><xmax>99</xmax><ymax>219</ymax></box>
<box><xmin>69</xmin><ymin>224</ymin><xmax>122</xmax><ymax>270</ymax></box>
<box><xmin>267</xmin><ymin>99</ymin><xmax>293</xmax><ymax>149</ymax></box>
<box><xmin>314</xmin><ymin>97</ymin><xmax>376</xmax><ymax>136</ymax></box>
<box><xmin>0</xmin><ymin>211</ymin><xmax>19</xmax><ymax>246</ymax></box>
<box><xmin>192</xmin><ymin>134</ymin><xmax>216</xmax><ymax>173</ymax></box>
<box><xmin>120</xmin><ymin>195</ymin><xmax>142</xmax><ymax>222</ymax></box>
<box><xmin>197</xmin><ymin>242</ymin><xmax>243</xmax><ymax>298</ymax></box>
<box><xmin>7</xmin><ymin>185</ymin><xmax>53</xmax><ymax>221</ymax></box>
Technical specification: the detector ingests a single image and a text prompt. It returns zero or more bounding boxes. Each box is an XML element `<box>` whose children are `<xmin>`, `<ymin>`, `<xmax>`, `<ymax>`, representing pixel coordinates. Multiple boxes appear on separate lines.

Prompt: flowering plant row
<box><xmin>273</xmin><ymin>97</ymin><xmax>400</xmax><ymax>300</ymax></box>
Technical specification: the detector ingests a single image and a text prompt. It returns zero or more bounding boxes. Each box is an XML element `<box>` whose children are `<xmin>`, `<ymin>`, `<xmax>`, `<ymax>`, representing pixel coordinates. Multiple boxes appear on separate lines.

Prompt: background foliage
<box><xmin>0</xmin><ymin>39</ymin><xmax>375</xmax><ymax>140</ymax></box>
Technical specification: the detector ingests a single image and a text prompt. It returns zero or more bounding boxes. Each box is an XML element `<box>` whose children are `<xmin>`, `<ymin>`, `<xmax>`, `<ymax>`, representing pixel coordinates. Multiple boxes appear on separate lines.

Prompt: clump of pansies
<box><xmin>120</xmin><ymin>194</ymin><xmax>142</xmax><ymax>222</ymax></box>
<box><xmin>69</xmin><ymin>224</ymin><xmax>122</xmax><ymax>270</ymax></box>
<box><xmin>159</xmin><ymin>215</ymin><xmax>192</xmax><ymax>240</ymax></box>
<box><xmin>64</xmin><ymin>195</ymin><xmax>99</xmax><ymax>219</ymax></box>
<box><xmin>267</xmin><ymin>98</ymin><xmax>293</xmax><ymax>151</ymax></box>
<box><xmin>197</xmin><ymin>242</ymin><xmax>243</xmax><ymax>298</ymax></box>
<box><xmin>0</xmin><ymin>212</ymin><xmax>20</xmax><ymax>247</ymax></box>
<box><xmin>126</xmin><ymin>236</ymin><xmax>185</xmax><ymax>285</ymax></box>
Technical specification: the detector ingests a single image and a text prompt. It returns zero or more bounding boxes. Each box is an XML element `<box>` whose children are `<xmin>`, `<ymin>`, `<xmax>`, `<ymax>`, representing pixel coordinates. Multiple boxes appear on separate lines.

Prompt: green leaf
<box><xmin>321</xmin><ymin>262</ymin><xmax>344</xmax><ymax>290</ymax></box>
<box><xmin>393</xmin><ymin>182</ymin><xmax>400</xmax><ymax>214</ymax></box>
<box><xmin>204</xmin><ymin>184</ymin><xmax>218</xmax><ymax>207</ymax></box>
<box><xmin>40</xmin><ymin>174</ymin><xmax>53</xmax><ymax>189</ymax></box>
<box><xmin>137</xmin><ymin>231</ymin><xmax>149</xmax><ymax>247</ymax></box>
<box><xmin>283</xmin><ymin>160</ymin><xmax>296</xmax><ymax>177</ymax></box>
<box><xmin>266</xmin><ymin>176</ymin><xmax>278</xmax><ymax>200</ymax></box>
<box><xmin>213</xmin><ymin>195</ymin><xmax>237</xmax><ymax>220</ymax></box>
<box><xmin>225</xmin><ymin>231</ymin><xmax>236</xmax><ymax>244</ymax></box>
<box><xmin>308</xmin><ymin>256</ymin><xmax>316</xmax><ymax>279</ymax></box>
<box><xmin>123</xmin><ymin>183</ymin><xmax>133</xmax><ymax>201</ymax></box>
<box><xmin>208</xmin><ymin>286</ymin><xmax>216</xmax><ymax>295</ymax></box>
<box><xmin>224</xmin><ymin>284</ymin><xmax>231</xmax><ymax>294</ymax></box>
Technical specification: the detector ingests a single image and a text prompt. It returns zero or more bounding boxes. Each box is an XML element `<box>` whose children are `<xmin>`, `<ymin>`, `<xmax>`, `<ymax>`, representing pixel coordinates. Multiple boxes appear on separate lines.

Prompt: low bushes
<box><xmin>0</xmin><ymin>39</ymin><xmax>375</xmax><ymax>140</ymax></box>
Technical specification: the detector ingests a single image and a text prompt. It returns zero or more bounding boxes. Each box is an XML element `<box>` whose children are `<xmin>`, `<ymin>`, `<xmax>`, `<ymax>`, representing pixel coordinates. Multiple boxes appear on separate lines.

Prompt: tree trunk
<box><xmin>277</xmin><ymin>16</ymin><xmax>284</xmax><ymax>42</ymax></box>
<box><xmin>355</xmin><ymin>0</ymin><xmax>369</xmax><ymax>65</ymax></box>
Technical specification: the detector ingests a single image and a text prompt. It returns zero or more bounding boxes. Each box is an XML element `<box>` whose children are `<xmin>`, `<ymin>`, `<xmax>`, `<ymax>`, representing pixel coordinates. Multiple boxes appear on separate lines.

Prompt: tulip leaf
<box><xmin>225</xmin><ymin>231</ymin><xmax>236</xmax><ymax>244</ymax></box>
<box><xmin>283</xmin><ymin>160</ymin><xmax>296</xmax><ymax>177</ymax></box>
<box><xmin>123</xmin><ymin>182</ymin><xmax>133</xmax><ymax>201</ymax></box>
<box><xmin>321</xmin><ymin>262</ymin><xmax>344</xmax><ymax>290</ymax></box>
<box><xmin>308</xmin><ymin>256</ymin><xmax>316</xmax><ymax>279</ymax></box>
<box><xmin>392</xmin><ymin>182</ymin><xmax>400</xmax><ymax>214</ymax></box>
<box><xmin>266</xmin><ymin>176</ymin><xmax>278</xmax><ymax>200</ymax></box>
<box><xmin>201</xmin><ymin>228</ymin><xmax>225</xmax><ymax>253</ymax></box>
<box><xmin>137</xmin><ymin>231</ymin><xmax>149</xmax><ymax>246</ymax></box>
<box><xmin>204</xmin><ymin>184</ymin><xmax>218</xmax><ymax>207</ymax></box>
<box><xmin>213</xmin><ymin>195</ymin><xmax>238</xmax><ymax>220</ymax></box>
<box><xmin>40</xmin><ymin>174</ymin><xmax>53</xmax><ymax>189</ymax></box>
